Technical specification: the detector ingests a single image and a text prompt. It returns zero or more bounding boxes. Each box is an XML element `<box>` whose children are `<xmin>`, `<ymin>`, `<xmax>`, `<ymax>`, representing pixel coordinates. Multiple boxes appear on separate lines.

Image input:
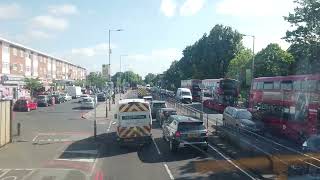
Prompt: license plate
<box><xmin>124</xmin><ymin>138</ymin><xmax>134</xmax><ymax>142</ymax></box>
<box><xmin>188</xmin><ymin>133</ymin><xmax>198</xmax><ymax>138</ymax></box>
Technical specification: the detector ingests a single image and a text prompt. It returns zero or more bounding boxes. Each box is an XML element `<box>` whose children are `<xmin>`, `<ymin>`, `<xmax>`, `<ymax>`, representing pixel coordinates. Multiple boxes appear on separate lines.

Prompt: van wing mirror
<box><xmin>114</xmin><ymin>114</ymin><xmax>118</xmax><ymax>119</ymax></box>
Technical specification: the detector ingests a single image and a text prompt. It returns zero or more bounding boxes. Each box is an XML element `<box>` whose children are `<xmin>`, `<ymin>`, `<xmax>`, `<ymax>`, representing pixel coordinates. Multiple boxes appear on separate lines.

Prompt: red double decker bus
<box><xmin>203</xmin><ymin>78</ymin><xmax>239</xmax><ymax>113</ymax></box>
<box><xmin>249</xmin><ymin>74</ymin><xmax>320</xmax><ymax>142</ymax></box>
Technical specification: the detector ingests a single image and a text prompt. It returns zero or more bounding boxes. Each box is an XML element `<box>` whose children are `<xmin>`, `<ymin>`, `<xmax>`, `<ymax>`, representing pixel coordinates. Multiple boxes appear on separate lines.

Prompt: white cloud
<box><xmin>216</xmin><ymin>0</ymin><xmax>294</xmax><ymax>17</ymax></box>
<box><xmin>126</xmin><ymin>48</ymin><xmax>182</xmax><ymax>77</ymax></box>
<box><xmin>28</xmin><ymin>30</ymin><xmax>52</xmax><ymax>39</ymax></box>
<box><xmin>180</xmin><ymin>0</ymin><xmax>205</xmax><ymax>16</ymax></box>
<box><xmin>160</xmin><ymin>0</ymin><xmax>177</xmax><ymax>17</ymax></box>
<box><xmin>31</xmin><ymin>15</ymin><xmax>68</xmax><ymax>31</ymax></box>
<box><xmin>49</xmin><ymin>4</ymin><xmax>78</xmax><ymax>15</ymax></box>
<box><xmin>71</xmin><ymin>43</ymin><xmax>117</xmax><ymax>57</ymax></box>
<box><xmin>0</xmin><ymin>3</ymin><xmax>21</xmax><ymax>20</ymax></box>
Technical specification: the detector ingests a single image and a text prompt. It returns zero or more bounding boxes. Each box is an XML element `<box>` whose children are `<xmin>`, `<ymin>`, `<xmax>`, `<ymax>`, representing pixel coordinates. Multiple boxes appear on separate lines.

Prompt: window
<box><xmin>12</xmin><ymin>64</ymin><xmax>18</xmax><ymax>71</ymax></box>
<box><xmin>178</xmin><ymin>122</ymin><xmax>205</xmax><ymax>131</ymax></box>
<box><xmin>236</xmin><ymin>111</ymin><xmax>252</xmax><ymax>119</ymax></box>
<box><xmin>122</xmin><ymin>115</ymin><xmax>147</xmax><ymax>120</ymax></box>
<box><xmin>2</xmin><ymin>62</ymin><xmax>9</xmax><ymax>69</ymax></box>
<box><xmin>308</xmin><ymin>80</ymin><xmax>317</xmax><ymax>91</ymax></box>
<box><xmin>252</xmin><ymin>82</ymin><xmax>257</xmax><ymax>90</ymax></box>
<box><xmin>20</xmin><ymin>50</ymin><xmax>24</xmax><ymax>57</ymax></box>
<box><xmin>257</xmin><ymin>82</ymin><xmax>263</xmax><ymax>90</ymax></box>
<box><xmin>263</xmin><ymin>82</ymin><xmax>274</xmax><ymax>90</ymax></box>
<box><xmin>318</xmin><ymin>81</ymin><xmax>320</xmax><ymax>91</ymax></box>
<box><xmin>274</xmin><ymin>81</ymin><xmax>280</xmax><ymax>89</ymax></box>
<box><xmin>12</xmin><ymin>47</ymin><xmax>17</xmax><ymax>56</ymax></box>
<box><xmin>26</xmin><ymin>66</ymin><xmax>30</xmax><ymax>72</ymax></box>
<box><xmin>19</xmin><ymin>64</ymin><xmax>23</xmax><ymax>72</ymax></box>
<box><xmin>293</xmin><ymin>81</ymin><xmax>301</xmax><ymax>90</ymax></box>
<box><xmin>281</xmin><ymin>81</ymin><xmax>293</xmax><ymax>90</ymax></box>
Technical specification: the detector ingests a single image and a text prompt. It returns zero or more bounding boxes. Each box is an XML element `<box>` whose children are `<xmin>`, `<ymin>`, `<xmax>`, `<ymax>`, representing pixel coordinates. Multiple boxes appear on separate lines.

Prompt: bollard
<box><xmin>17</xmin><ymin>123</ymin><xmax>21</xmax><ymax>136</ymax></box>
<box><xmin>106</xmin><ymin>100</ymin><xmax>108</xmax><ymax>117</ymax></box>
<box><xmin>207</xmin><ymin>113</ymin><xmax>209</xmax><ymax>129</ymax></box>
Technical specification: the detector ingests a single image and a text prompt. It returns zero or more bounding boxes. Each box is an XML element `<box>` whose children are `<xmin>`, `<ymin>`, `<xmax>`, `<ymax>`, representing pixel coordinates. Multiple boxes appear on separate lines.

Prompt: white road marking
<box><xmin>0</xmin><ymin>169</ymin><xmax>10</xmax><ymax>178</ymax></box>
<box><xmin>21</xmin><ymin>169</ymin><xmax>35</xmax><ymax>180</ymax></box>
<box><xmin>55</xmin><ymin>158</ymin><xmax>95</xmax><ymax>163</ymax></box>
<box><xmin>164</xmin><ymin>164</ymin><xmax>174</xmax><ymax>180</ymax></box>
<box><xmin>208</xmin><ymin>144</ymin><xmax>255</xmax><ymax>179</ymax></box>
<box><xmin>1</xmin><ymin>176</ymin><xmax>17</xmax><ymax>180</ymax></box>
<box><xmin>152</xmin><ymin>138</ymin><xmax>161</xmax><ymax>155</ymax></box>
<box><xmin>47</xmin><ymin>139</ymin><xmax>52</xmax><ymax>142</ymax></box>
<box><xmin>32</xmin><ymin>135</ymin><xmax>39</xmax><ymax>142</ymax></box>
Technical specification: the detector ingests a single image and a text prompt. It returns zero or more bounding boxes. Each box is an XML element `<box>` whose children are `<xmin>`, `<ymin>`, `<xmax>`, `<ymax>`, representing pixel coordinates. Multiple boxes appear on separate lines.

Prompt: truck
<box><xmin>181</xmin><ymin>79</ymin><xmax>202</xmax><ymax>102</ymax></box>
<box><xmin>114</xmin><ymin>99</ymin><xmax>152</xmax><ymax>146</ymax></box>
<box><xmin>65</xmin><ymin>86</ymin><xmax>82</xmax><ymax>99</ymax></box>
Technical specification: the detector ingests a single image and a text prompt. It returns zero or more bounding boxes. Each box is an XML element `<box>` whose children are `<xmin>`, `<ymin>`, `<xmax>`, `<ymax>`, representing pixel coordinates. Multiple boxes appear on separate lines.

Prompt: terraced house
<box><xmin>0</xmin><ymin>37</ymin><xmax>86</xmax><ymax>99</ymax></box>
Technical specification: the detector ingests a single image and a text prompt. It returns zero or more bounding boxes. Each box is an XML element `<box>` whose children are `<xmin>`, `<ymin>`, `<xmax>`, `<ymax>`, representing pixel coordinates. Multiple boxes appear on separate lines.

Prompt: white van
<box><xmin>176</xmin><ymin>88</ymin><xmax>192</xmax><ymax>104</ymax></box>
<box><xmin>115</xmin><ymin>99</ymin><xmax>152</xmax><ymax>146</ymax></box>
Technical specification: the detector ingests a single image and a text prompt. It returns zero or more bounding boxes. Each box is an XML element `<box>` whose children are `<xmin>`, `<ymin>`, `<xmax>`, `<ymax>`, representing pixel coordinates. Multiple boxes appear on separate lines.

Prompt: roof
<box><xmin>177</xmin><ymin>88</ymin><xmax>191</xmax><ymax>91</ymax></box>
<box><xmin>143</xmin><ymin>96</ymin><xmax>152</xmax><ymax>98</ymax></box>
<box><xmin>119</xmin><ymin>98</ymin><xmax>148</xmax><ymax>105</ymax></box>
<box><xmin>0</xmin><ymin>36</ymin><xmax>85</xmax><ymax>70</ymax></box>
<box><xmin>170</xmin><ymin>115</ymin><xmax>202</xmax><ymax>123</ymax></box>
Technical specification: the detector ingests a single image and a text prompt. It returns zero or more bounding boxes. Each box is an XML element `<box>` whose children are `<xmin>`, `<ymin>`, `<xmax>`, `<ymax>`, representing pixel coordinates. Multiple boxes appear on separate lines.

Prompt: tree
<box><xmin>254</xmin><ymin>43</ymin><xmax>294</xmax><ymax>77</ymax></box>
<box><xmin>24</xmin><ymin>78</ymin><xmax>43</xmax><ymax>97</ymax></box>
<box><xmin>144</xmin><ymin>73</ymin><xmax>156</xmax><ymax>86</ymax></box>
<box><xmin>284</xmin><ymin>0</ymin><xmax>320</xmax><ymax>74</ymax></box>
<box><xmin>112</xmin><ymin>71</ymin><xmax>143</xmax><ymax>87</ymax></box>
<box><xmin>74</xmin><ymin>79</ymin><xmax>85</xmax><ymax>87</ymax></box>
<box><xmin>86</xmin><ymin>72</ymin><xmax>107</xmax><ymax>89</ymax></box>
<box><xmin>227</xmin><ymin>47</ymin><xmax>253</xmax><ymax>87</ymax></box>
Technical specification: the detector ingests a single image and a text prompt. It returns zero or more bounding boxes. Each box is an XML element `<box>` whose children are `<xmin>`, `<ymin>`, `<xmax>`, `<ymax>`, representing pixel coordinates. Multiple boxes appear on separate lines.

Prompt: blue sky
<box><xmin>0</xmin><ymin>0</ymin><xmax>295</xmax><ymax>77</ymax></box>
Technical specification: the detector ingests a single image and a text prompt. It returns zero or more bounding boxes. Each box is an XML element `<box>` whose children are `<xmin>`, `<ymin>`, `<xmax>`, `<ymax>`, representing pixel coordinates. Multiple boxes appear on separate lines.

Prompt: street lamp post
<box><xmin>119</xmin><ymin>55</ymin><xmax>128</xmax><ymax>100</ymax></box>
<box><xmin>106</xmin><ymin>29</ymin><xmax>123</xmax><ymax>117</ymax></box>
<box><xmin>242</xmin><ymin>34</ymin><xmax>255</xmax><ymax>80</ymax></box>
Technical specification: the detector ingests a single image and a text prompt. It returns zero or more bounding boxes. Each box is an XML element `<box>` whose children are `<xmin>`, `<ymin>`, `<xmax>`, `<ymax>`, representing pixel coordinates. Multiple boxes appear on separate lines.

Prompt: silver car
<box><xmin>223</xmin><ymin>107</ymin><xmax>264</xmax><ymax>134</ymax></box>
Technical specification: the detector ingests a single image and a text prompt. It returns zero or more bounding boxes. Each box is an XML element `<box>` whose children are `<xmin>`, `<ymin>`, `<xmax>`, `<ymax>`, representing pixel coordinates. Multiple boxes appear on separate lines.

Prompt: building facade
<box><xmin>0</xmin><ymin>37</ymin><xmax>87</xmax><ymax>99</ymax></box>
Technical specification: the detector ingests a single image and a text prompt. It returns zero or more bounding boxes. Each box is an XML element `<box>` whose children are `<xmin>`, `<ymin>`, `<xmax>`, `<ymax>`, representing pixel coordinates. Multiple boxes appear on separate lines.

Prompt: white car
<box><xmin>80</xmin><ymin>97</ymin><xmax>95</xmax><ymax>109</ymax></box>
<box><xmin>61</xmin><ymin>93</ymin><xmax>72</xmax><ymax>101</ymax></box>
<box><xmin>78</xmin><ymin>94</ymin><xmax>90</xmax><ymax>103</ymax></box>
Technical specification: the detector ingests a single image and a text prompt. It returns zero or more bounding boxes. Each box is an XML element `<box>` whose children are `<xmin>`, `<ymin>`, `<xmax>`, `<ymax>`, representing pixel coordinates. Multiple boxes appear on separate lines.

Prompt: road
<box><xmin>0</xmin><ymin>91</ymin><xmax>255</xmax><ymax>180</ymax></box>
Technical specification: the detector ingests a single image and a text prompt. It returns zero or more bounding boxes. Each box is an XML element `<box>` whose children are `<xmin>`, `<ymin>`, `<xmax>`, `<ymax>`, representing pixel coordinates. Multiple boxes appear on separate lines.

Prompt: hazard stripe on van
<box><xmin>119</xmin><ymin>102</ymin><xmax>149</xmax><ymax>112</ymax></box>
<box><xmin>117</xmin><ymin>125</ymin><xmax>151</xmax><ymax>138</ymax></box>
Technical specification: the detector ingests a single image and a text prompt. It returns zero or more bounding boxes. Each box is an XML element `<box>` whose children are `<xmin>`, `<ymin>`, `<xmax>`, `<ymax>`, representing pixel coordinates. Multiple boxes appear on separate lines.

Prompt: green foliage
<box><xmin>254</xmin><ymin>43</ymin><xmax>294</xmax><ymax>77</ymax></box>
<box><xmin>112</xmin><ymin>71</ymin><xmax>143</xmax><ymax>87</ymax></box>
<box><xmin>284</xmin><ymin>0</ymin><xmax>320</xmax><ymax>74</ymax></box>
<box><xmin>227</xmin><ymin>47</ymin><xmax>253</xmax><ymax>80</ymax></box>
<box><xmin>74</xmin><ymin>79</ymin><xmax>85</xmax><ymax>87</ymax></box>
<box><xmin>162</xmin><ymin>24</ymin><xmax>243</xmax><ymax>90</ymax></box>
<box><xmin>144</xmin><ymin>73</ymin><xmax>157</xmax><ymax>86</ymax></box>
<box><xmin>24</xmin><ymin>78</ymin><xmax>43</xmax><ymax>97</ymax></box>
<box><xmin>86</xmin><ymin>72</ymin><xmax>107</xmax><ymax>89</ymax></box>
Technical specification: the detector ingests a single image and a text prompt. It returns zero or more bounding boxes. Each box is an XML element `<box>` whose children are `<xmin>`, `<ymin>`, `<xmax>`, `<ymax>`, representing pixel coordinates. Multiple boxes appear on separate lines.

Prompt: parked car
<box><xmin>223</xmin><ymin>107</ymin><xmax>264</xmax><ymax>134</ymax></box>
<box><xmin>176</xmin><ymin>88</ymin><xmax>192</xmax><ymax>104</ymax></box>
<box><xmin>36</xmin><ymin>95</ymin><xmax>50</xmax><ymax>107</ymax></box>
<box><xmin>162</xmin><ymin>115</ymin><xmax>208</xmax><ymax>152</ymax></box>
<box><xmin>60</xmin><ymin>93</ymin><xmax>72</xmax><ymax>101</ymax></box>
<box><xmin>52</xmin><ymin>94</ymin><xmax>65</xmax><ymax>104</ymax></box>
<box><xmin>302</xmin><ymin>135</ymin><xmax>320</xmax><ymax>152</ymax></box>
<box><xmin>156</xmin><ymin>108</ymin><xmax>177</xmax><ymax>126</ymax></box>
<box><xmin>80</xmin><ymin>97</ymin><xmax>95</xmax><ymax>109</ymax></box>
<box><xmin>14</xmin><ymin>98</ymin><xmax>38</xmax><ymax>112</ymax></box>
<box><xmin>97</xmin><ymin>93</ymin><xmax>106</xmax><ymax>102</ymax></box>
<box><xmin>78</xmin><ymin>94</ymin><xmax>90</xmax><ymax>103</ymax></box>
<box><xmin>150</xmin><ymin>100</ymin><xmax>167</xmax><ymax>119</ymax></box>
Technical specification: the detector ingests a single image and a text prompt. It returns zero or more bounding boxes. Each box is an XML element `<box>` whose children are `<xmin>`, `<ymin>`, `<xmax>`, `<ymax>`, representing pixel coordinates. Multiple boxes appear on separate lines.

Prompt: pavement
<box><xmin>0</xmin><ymin>90</ymin><xmax>255</xmax><ymax>180</ymax></box>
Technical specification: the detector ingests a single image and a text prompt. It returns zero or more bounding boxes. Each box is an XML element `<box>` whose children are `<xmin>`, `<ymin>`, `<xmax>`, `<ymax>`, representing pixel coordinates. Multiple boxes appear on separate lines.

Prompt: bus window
<box><xmin>308</xmin><ymin>80</ymin><xmax>317</xmax><ymax>91</ymax></box>
<box><xmin>263</xmin><ymin>82</ymin><xmax>274</xmax><ymax>90</ymax></box>
<box><xmin>257</xmin><ymin>82</ymin><xmax>263</xmax><ymax>90</ymax></box>
<box><xmin>253</xmin><ymin>82</ymin><xmax>257</xmax><ymax>90</ymax></box>
<box><xmin>293</xmin><ymin>81</ymin><xmax>301</xmax><ymax>90</ymax></box>
<box><xmin>274</xmin><ymin>81</ymin><xmax>280</xmax><ymax>89</ymax></box>
<box><xmin>281</xmin><ymin>81</ymin><xmax>293</xmax><ymax>90</ymax></box>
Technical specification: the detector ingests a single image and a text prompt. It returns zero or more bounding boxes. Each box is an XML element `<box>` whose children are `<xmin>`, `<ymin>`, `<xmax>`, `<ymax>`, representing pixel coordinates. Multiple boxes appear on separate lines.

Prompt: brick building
<box><xmin>0</xmin><ymin>37</ymin><xmax>86</xmax><ymax>99</ymax></box>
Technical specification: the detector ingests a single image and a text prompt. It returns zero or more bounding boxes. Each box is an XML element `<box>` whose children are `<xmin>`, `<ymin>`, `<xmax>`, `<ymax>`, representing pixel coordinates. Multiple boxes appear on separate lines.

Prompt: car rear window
<box><xmin>178</xmin><ymin>122</ymin><xmax>205</xmax><ymax>131</ymax></box>
<box><xmin>83</xmin><ymin>98</ymin><xmax>92</xmax><ymax>102</ymax></box>
<box><xmin>16</xmin><ymin>100</ymin><xmax>27</xmax><ymax>104</ymax></box>
<box><xmin>153</xmin><ymin>103</ymin><xmax>166</xmax><ymax>108</ymax></box>
<box><xmin>122</xmin><ymin>115</ymin><xmax>147</xmax><ymax>120</ymax></box>
<box><xmin>164</xmin><ymin>110</ymin><xmax>177</xmax><ymax>116</ymax></box>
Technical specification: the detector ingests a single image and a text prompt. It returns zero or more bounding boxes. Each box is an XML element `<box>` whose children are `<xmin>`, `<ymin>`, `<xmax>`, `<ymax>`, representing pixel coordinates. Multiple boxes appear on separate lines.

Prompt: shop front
<box><xmin>0</xmin><ymin>74</ymin><xmax>29</xmax><ymax>100</ymax></box>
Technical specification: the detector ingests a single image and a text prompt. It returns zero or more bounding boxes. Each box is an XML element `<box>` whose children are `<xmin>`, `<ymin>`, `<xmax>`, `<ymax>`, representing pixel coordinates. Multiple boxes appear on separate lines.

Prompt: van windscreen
<box><xmin>122</xmin><ymin>115</ymin><xmax>147</xmax><ymax>120</ymax></box>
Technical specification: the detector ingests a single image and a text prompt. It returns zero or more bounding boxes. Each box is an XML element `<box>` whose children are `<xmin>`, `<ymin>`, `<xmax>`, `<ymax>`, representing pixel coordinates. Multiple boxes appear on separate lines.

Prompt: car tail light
<box><xmin>175</xmin><ymin>131</ymin><xmax>181</xmax><ymax>138</ymax></box>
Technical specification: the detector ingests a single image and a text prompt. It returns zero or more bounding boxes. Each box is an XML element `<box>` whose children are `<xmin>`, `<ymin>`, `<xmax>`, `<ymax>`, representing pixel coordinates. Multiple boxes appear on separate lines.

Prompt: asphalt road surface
<box><xmin>0</xmin><ymin>92</ymin><xmax>255</xmax><ymax>180</ymax></box>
